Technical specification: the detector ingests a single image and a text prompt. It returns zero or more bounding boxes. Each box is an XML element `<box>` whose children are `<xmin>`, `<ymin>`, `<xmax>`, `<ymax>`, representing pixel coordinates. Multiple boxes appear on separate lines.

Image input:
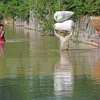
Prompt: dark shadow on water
<box><xmin>0</xmin><ymin>75</ymin><xmax>54</xmax><ymax>100</ymax></box>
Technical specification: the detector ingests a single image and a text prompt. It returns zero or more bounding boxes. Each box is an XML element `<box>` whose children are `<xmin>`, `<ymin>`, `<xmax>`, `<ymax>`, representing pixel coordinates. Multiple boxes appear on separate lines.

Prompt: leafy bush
<box><xmin>0</xmin><ymin>0</ymin><xmax>100</xmax><ymax>35</ymax></box>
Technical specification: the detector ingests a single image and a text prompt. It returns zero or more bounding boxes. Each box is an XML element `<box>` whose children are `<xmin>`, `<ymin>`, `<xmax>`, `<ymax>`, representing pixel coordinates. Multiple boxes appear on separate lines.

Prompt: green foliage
<box><xmin>18</xmin><ymin>3</ymin><xmax>30</xmax><ymax>21</ymax></box>
<box><xmin>0</xmin><ymin>0</ymin><xmax>100</xmax><ymax>35</ymax></box>
<box><xmin>74</xmin><ymin>30</ymin><xmax>80</xmax><ymax>43</ymax></box>
<box><xmin>40</xmin><ymin>18</ymin><xmax>55</xmax><ymax>36</ymax></box>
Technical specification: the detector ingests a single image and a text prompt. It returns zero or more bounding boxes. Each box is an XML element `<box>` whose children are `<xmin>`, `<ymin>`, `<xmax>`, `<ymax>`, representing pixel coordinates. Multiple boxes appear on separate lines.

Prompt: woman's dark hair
<box><xmin>0</xmin><ymin>24</ymin><xmax>4</xmax><ymax>27</ymax></box>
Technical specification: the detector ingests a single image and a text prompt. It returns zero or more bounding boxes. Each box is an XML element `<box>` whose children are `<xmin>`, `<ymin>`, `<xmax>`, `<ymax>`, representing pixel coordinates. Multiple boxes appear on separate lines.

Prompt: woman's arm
<box><xmin>67</xmin><ymin>30</ymin><xmax>74</xmax><ymax>39</ymax></box>
<box><xmin>54</xmin><ymin>29</ymin><xmax>61</xmax><ymax>38</ymax></box>
<box><xmin>67</xmin><ymin>26</ymin><xmax>75</xmax><ymax>38</ymax></box>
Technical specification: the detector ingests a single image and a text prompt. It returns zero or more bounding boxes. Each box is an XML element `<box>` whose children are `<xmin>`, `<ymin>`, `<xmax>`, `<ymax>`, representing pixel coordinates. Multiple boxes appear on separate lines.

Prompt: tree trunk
<box><xmin>75</xmin><ymin>16</ymin><xmax>98</xmax><ymax>39</ymax></box>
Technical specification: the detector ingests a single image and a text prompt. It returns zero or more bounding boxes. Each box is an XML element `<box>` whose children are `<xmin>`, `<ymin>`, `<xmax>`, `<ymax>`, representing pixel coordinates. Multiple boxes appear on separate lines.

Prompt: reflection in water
<box><xmin>6</xmin><ymin>39</ymin><xmax>26</xmax><ymax>43</ymax></box>
<box><xmin>54</xmin><ymin>51</ymin><xmax>74</xmax><ymax>97</ymax></box>
<box><xmin>15</xmin><ymin>26</ymin><xmax>24</xmax><ymax>34</ymax></box>
<box><xmin>0</xmin><ymin>42</ymin><xmax>5</xmax><ymax>57</ymax></box>
<box><xmin>0</xmin><ymin>75</ymin><xmax>54</xmax><ymax>100</ymax></box>
<box><xmin>98</xmin><ymin>48</ymin><xmax>100</xmax><ymax>60</ymax></box>
<box><xmin>0</xmin><ymin>42</ymin><xmax>5</xmax><ymax>77</ymax></box>
<box><xmin>92</xmin><ymin>49</ymin><xmax>100</xmax><ymax>83</ymax></box>
<box><xmin>2</xmin><ymin>25</ymin><xmax>100</xmax><ymax>100</ymax></box>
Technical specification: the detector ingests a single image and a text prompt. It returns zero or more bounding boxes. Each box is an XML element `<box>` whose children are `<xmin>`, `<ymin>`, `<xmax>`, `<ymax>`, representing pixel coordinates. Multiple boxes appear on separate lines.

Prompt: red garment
<box><xmin>0</xmin><ymin>30</ymin><xmax>5</xmax><ymax>42</ymax></box>
<box><xmin>0</xmin><ymin>35</ymin><xmax>5</xmax><ymax>42</ymax></box>
<box><xmin>0</xmin><ymin>41</ymin><xmax>5</xmax><ymax>56</ymax></box>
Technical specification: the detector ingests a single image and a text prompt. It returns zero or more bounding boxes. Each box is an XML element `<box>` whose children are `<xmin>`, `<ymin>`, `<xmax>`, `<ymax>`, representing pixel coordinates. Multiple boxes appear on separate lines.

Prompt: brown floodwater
<box><xmin>0</xmin><ymin>24</ymin><xmax>100</xmax><ymax>100</ymax></box>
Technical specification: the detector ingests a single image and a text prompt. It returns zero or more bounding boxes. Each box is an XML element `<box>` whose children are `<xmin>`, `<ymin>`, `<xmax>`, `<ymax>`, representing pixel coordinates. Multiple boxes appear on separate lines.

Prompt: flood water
<box><xmin>0</xmin><ymin>24</ymin><xmax>100</xmax><ymax>100</ymax></box>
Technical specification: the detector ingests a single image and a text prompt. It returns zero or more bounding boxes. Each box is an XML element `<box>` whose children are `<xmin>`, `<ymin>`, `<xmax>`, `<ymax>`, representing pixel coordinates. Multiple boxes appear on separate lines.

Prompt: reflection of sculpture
<box><xmin>54</xmin><ymin>51</ymin><xmax>74</xmax><ymax>97</ymax></box>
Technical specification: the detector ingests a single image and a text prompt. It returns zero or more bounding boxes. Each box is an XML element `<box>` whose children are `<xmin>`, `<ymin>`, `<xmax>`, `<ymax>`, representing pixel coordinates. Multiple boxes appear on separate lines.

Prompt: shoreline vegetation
<box><xmin>0</xmin><ymin>0</ymin><xmax>100</xmax><ymax>46</ymax></box>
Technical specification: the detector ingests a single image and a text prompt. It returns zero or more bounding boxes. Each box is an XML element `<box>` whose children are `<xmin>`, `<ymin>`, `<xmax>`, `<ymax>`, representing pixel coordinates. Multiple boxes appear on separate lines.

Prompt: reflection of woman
<box><xmin>54</xmin><ymin>51</ymin><xmax>74</xmax><ymax>97</ymax></box>
<box><xmin>54</xmin><ymin>29</ymin><xmax>73</xmax><ymax>51</ymax></box>
<box><xmin>0</xmin><ymin>42</ymin><xmax>5</xmax><ymax>56</ymax></box>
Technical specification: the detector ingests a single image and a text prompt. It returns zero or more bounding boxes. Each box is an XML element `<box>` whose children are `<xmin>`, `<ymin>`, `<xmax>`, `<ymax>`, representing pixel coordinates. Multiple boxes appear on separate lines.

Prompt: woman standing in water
<box><xmin>0</xmin><ymin>24</ymin><xmax>5</xmax><ymax>56</ymax></box>
<box><xmin>0</xmin><ymin>24</ymin><xmax>5</xmax><ymax>42</ymax></box>
<box><xmin>53</xmin><ymin>26</ymin><xmax>74</xmax><ymax>51</ymax></box>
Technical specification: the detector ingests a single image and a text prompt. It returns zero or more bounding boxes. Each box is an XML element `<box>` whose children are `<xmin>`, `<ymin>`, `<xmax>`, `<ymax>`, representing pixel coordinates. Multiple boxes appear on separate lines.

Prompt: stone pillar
<box><xmin>15</xmin><ymin>16</ymin><xmax>25</xmax><ymax>26</ymax></box>
<box><xmin>75</xmin><ymin>16</ymin><xmax>98</xmax><ymax>39</ymax></box>
<box><xmin>24</xmin><ymin>11</ymin><xmax>40</xmax><ymax>31</ymax></box>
